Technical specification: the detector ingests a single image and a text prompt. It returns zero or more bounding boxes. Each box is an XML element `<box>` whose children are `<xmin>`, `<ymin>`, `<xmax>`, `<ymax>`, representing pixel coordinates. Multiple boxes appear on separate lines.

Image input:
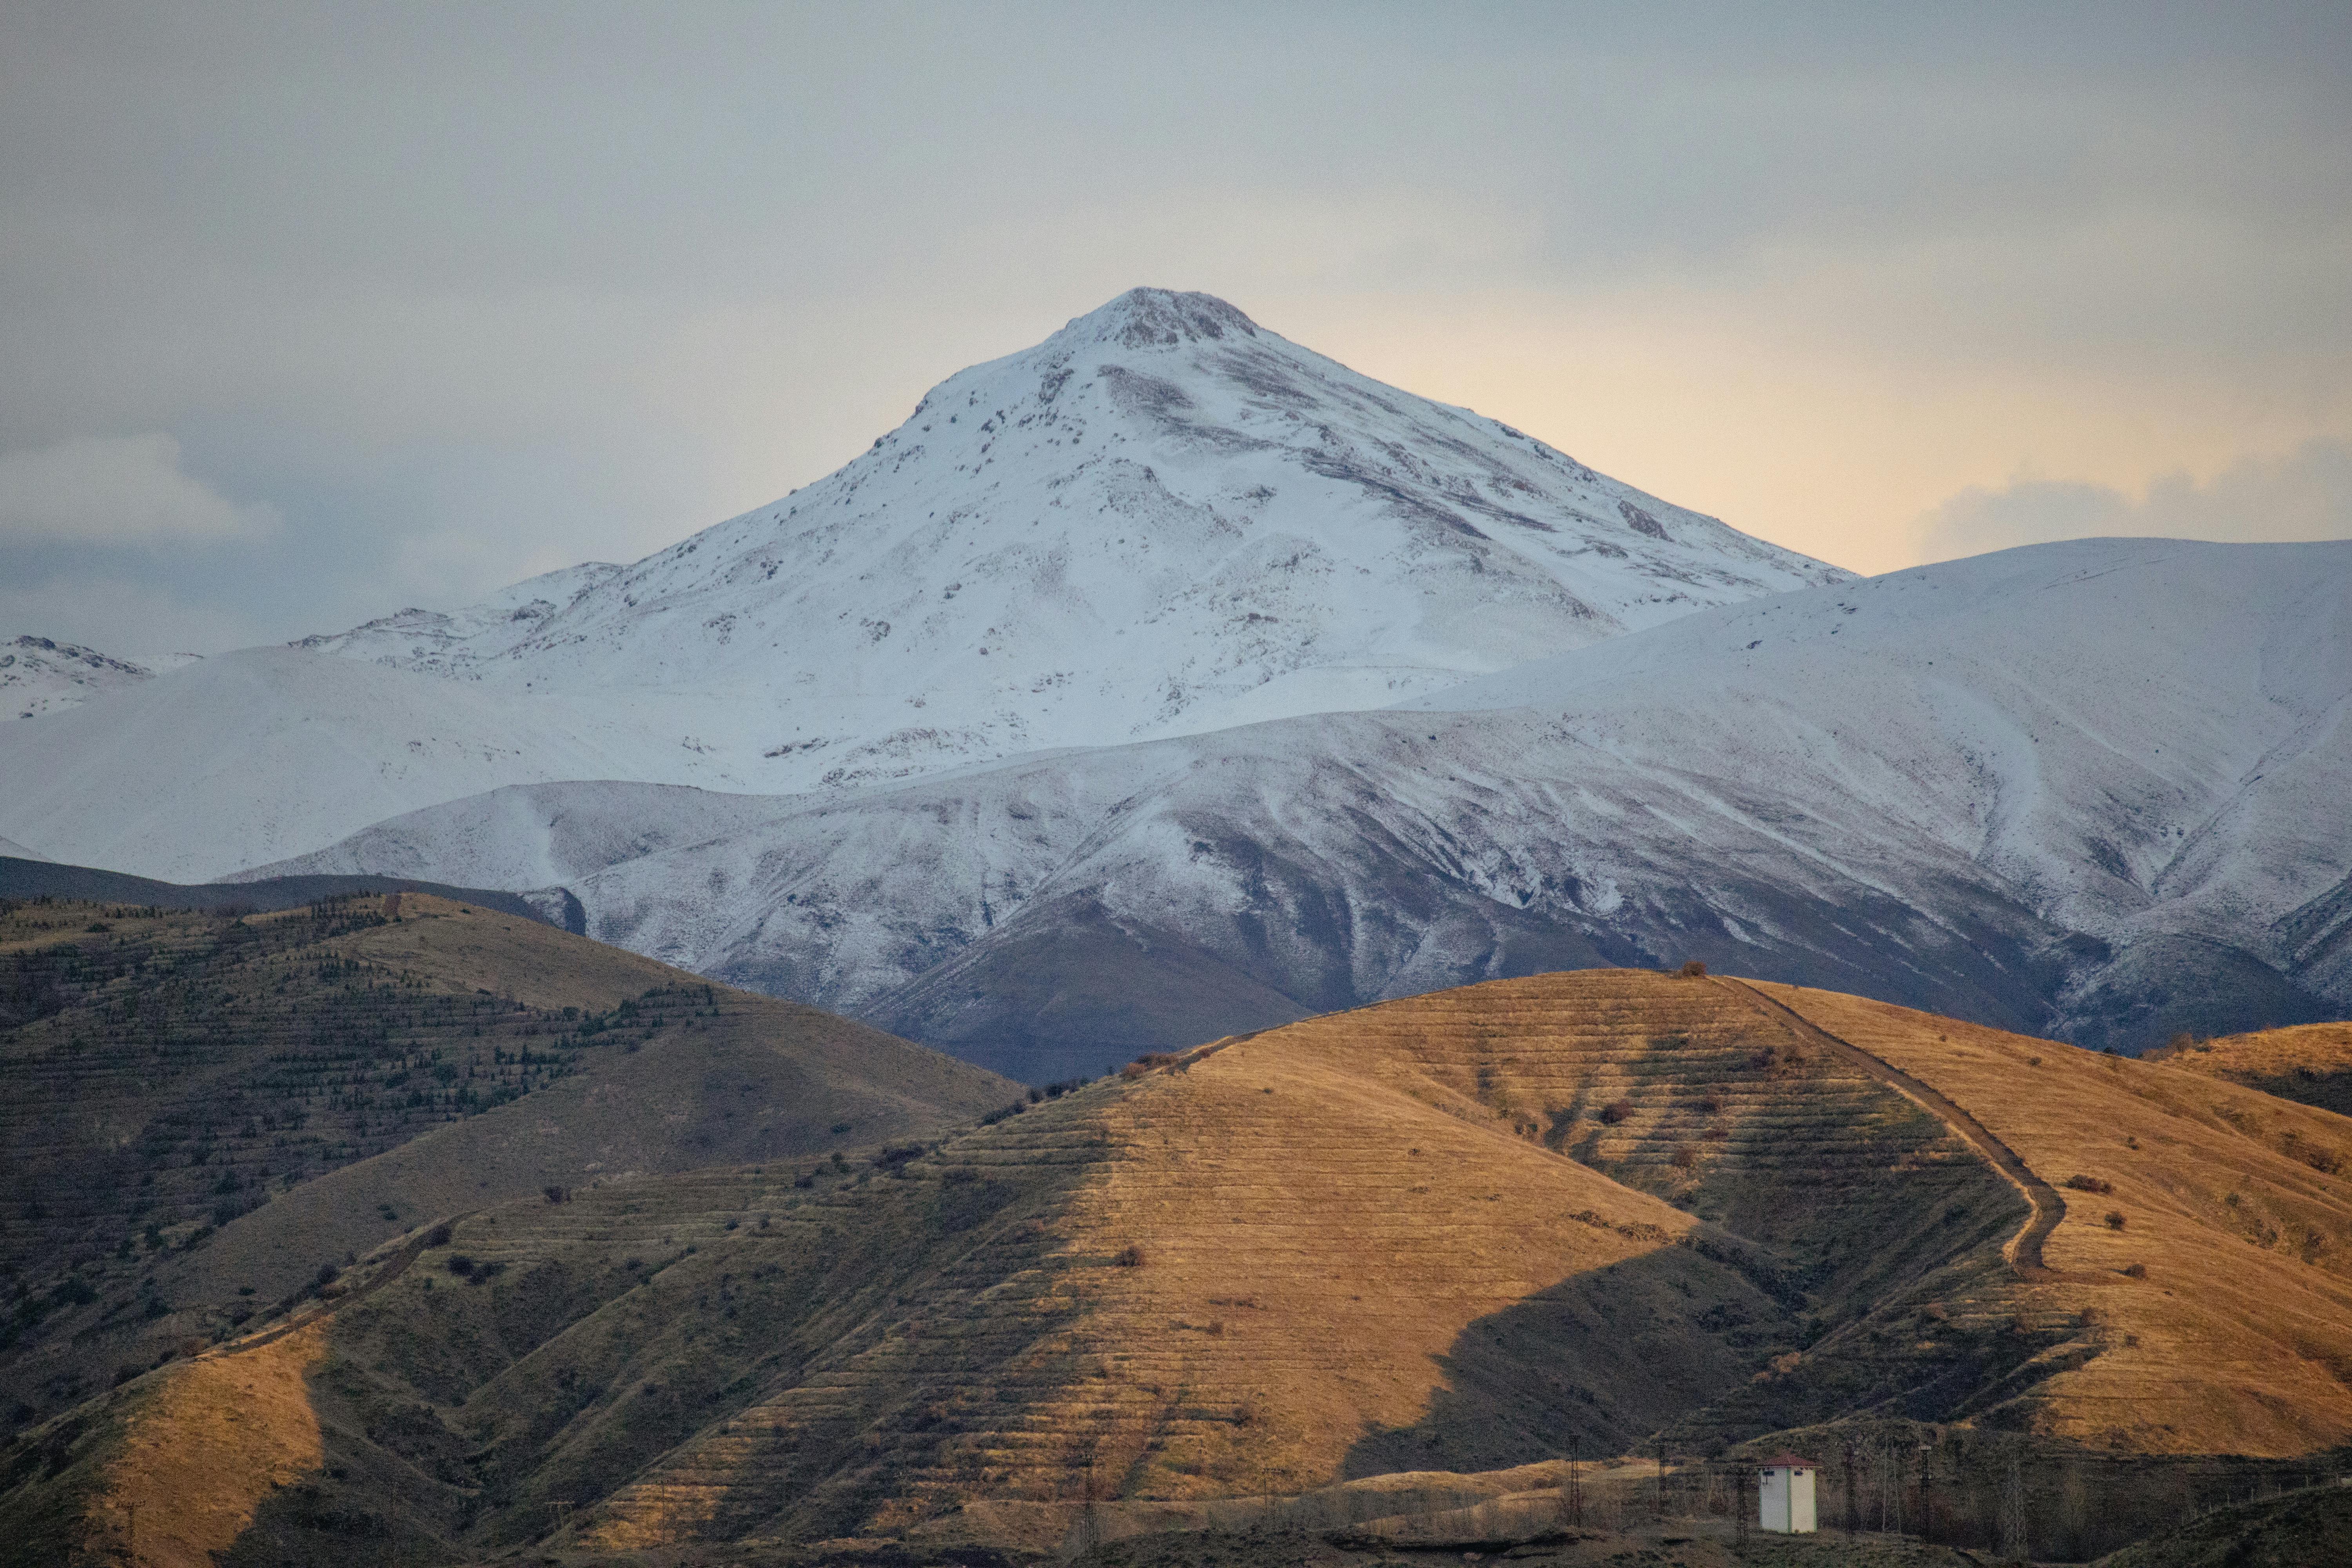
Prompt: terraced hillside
<box><xmin>2152</xmin><ymin>1022</ymin><xmax>2352</xmax><ymax>1119</ymax></box>
<box><xmin>0</xmin><ymin>893</ymin><xmax>1016</xmax><ymax>1434</ymax></box>
<box><xmin>7</xmin><ymin>967</ymin><xmax>2345</xmax><ymax>1566</ymax></box>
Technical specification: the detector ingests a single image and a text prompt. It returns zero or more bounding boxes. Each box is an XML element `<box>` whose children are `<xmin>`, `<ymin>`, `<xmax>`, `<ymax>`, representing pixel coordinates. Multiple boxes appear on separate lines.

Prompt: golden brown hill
<box><xmin>6</xmin><ymin>968</ymin><xmax>2349</xmax><ymax>1568</ymax></box>
<box><xmin>0</xmin><ymin>893</ymin><xmax>1016</xmax><ymax>1437</ymax></box>
<box><xmin>2151</xmin><ymin>1021</ymin><xmax>2352</xmax><ymax>1119</ymax></box>
<box><xmin>1749</xmin><ymin>983</ymin><xmax>2352</xmax><ymax>1455</ymax></box>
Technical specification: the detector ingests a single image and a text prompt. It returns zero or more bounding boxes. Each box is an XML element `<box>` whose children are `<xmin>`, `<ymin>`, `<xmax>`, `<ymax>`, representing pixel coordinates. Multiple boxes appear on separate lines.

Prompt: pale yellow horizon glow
<box><xmin>1264</xmin><ymin>290</ymin><xmax>2352</xmax><ymax>578</ymax></box>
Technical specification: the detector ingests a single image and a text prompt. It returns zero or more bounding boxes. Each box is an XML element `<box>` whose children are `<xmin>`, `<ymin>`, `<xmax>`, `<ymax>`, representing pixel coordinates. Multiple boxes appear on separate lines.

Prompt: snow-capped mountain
<box><xmin>307</xmin><ymin>287</ymin><xmax>1847</xmax><ymax>790</ymax></box>
<box><xmin>247</xmin><ymin>539</ymin><xmax>2352</xmax><ymax>1081</ymax></box>
<box><xmin>0</xmin><ymin>636</ymin><xmax>198</xmax><ymax>721</ymax></box>
<box><xmin>0</xmin><ymin>288</ymin><xmax>1847</xmax><ymax>879</ymax></box>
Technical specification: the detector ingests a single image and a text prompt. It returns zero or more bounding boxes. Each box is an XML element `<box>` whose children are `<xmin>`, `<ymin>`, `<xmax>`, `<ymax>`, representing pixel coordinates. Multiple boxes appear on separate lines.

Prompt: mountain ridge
<box><xmin>294</xmin><ymin>285</ymin><xmax>1848</xmax><ymax>789</ymax></box>
<box><xmin>0</xmin><ymin>288</ymin><xmax>1844</xmax><ymax>881</ymax></box>
<box><xmin>246</xmin><ymin>538</ymin><xmax>2352</xmax><ymax>1080</ymax></box>
<box><xmin>0</xmin><ymin>636</ymin><xmax>198</xmax><ymax>722</ymax></box>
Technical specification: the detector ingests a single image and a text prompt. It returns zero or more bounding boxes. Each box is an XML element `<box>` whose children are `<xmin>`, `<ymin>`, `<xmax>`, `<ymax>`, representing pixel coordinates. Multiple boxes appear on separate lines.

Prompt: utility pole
<box><xmin>1918</xmin><ymin>1436</ymin><xmax>1936</xmax><ymax>1545</ymax></box>
<box><xmin>1886</xmin><ymin>1434</ymin><xmax>1902</xmax><ymax>1537</ymax></box>
<box><xmin>1563</xmin><ymin>1435</ymin><xmax>1582</xmax><ymax>1528</ymax></box>
<box><xmin>1656</xmin><ymin>1437</ymin><xmax>1667</xmax><ymax>1521</ymax></box>
<box><xmin>1844</xmin><ymin>1441</ymin><xmax>1859</xmax><ymax>1536</ymax></box>
<box><xmin>2001</xmin><ymin>1448</ymin><xmax>2029</xmax><ymax>1563</ymax></box>
<box><xmin>1735</xmin><ymin>1464</ymin><xmax>1749</xmax><ymax>1544</ymax></box>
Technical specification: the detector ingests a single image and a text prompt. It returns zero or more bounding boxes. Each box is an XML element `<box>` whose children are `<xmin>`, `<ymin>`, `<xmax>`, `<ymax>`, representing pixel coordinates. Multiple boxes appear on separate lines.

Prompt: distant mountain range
<box><xmin>2</xmin><ymin>289</ymin><xmax>2344</xmax><ymax>1076</ymax></box>
<box><xmin>241</xmin><ymin>537</ymin><xmax>2352</xmax><ymax>1080</ymax></box>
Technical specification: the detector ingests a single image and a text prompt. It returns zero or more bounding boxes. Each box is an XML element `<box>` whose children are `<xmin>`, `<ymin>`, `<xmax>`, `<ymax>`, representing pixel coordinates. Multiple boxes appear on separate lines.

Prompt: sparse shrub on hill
<box><xmin>1114</xmin><ymin>1244</ymin><xmax>1145</xmax><ymax>1267</ymax></box>
<box><xmin>1599</xmin><ymin>1099</ymin><xmax>1632</xmax><ymax>1125</ymax></box>
<box><xmin>2105</xmin><ymin>1210</ymin><xmax>2128</xmax><ymax>1230</ymax></box>
<box><xmin>1121</xmin><ymin>1052</ymin><xmax>1181</xmax><ymax>1078</ymax></box>
<box><xmin>443</xmin><ymin>1254</ymin><xmax>504</xmax><ymax>1285</ymax></box>
<box><xmin>2065</xmin><ymin>1174</ymin><xmax>2114</xmax><ymax>1194</ymax></box>
<box><xmin>1679</xmin><ymin>960</ymin><xmax>1708</xmax><ymax>978</ymax></box>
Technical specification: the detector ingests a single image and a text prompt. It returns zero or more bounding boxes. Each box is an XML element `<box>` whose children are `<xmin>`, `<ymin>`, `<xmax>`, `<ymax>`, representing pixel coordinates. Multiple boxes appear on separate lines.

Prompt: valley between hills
<box><xmin>4</xmin><ymin>892</ymin><xmax>2348</xmax><ymax>1567</ymax></box>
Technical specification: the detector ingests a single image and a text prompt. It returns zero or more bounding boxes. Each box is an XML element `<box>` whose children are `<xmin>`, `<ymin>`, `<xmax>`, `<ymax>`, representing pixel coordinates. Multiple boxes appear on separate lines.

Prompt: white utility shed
<box><xmin>1757</xmin><ymin>1454</ymin><xmax>1818</xmax><ymax>1534</ymax></box>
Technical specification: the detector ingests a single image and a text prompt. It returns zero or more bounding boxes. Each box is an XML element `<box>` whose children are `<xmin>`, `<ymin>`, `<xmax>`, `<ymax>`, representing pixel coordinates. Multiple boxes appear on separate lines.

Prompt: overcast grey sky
<box><xmin>4</xmin><ymin>2</ymin><xmax>2347</xmax><ymax>655</ymax></box>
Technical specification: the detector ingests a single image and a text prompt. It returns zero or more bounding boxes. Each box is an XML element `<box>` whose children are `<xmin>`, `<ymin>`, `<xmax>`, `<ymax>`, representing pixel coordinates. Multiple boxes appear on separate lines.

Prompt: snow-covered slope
<box><xmin>0</xmin><ymin>288</ymin><xmax>1846</xmax><ymax>882</ymax></box>
<box><xmin>0</xmin><ymin>636</ymin><xmax>198</xmax><ymax>721</ymax></box>
<box><xmin>308</xmin><ymin>287</ymin><xmax>1847</xmax><ymax>790</ymax></box>
<box><xmin>0</xmin><ymin>648</ymin><xmax>759</xmax><ymax>882</ymax></box>
<box><xmin>292</xmin><ymin>561</ymin><xmax>622</xmax><ymax>670</ymax></box>
<box><xmin>244</xmin><ymin>779</ymin><xmax>790</xmax><ymax>893</ymax></box>
<box><xmin>248</xmin><ymin>540</ymin><xmax>2352</xmax><ymax>1080</ymax></box>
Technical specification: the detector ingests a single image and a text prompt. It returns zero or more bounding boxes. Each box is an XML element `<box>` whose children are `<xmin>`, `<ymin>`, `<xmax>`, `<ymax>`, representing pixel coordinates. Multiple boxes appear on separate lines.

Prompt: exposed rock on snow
<box><xmin>292</xmin><ymin>561</ymin><xmax>622</xmax><ymax>671</ymax></box>
<box><xmin>0</xmin><ymin>636</ymin><xmax>196</xmax><ymax>721</ymax></box>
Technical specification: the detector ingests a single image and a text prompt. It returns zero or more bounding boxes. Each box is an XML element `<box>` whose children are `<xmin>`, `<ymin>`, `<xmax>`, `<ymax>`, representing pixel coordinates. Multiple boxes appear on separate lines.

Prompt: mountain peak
<box><xmin>1058</xmin><ymin>287</ymin><xmax>1260</xmax><ymax>349</ymax></box>
<box><xmin>245</xmin><ymin>288</ymin><xmax>1848</xmax><ymax>812</ymax></box>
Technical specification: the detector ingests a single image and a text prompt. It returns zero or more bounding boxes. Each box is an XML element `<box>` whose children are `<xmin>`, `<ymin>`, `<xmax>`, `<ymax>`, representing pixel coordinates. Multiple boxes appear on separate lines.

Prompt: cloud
<box><xmin>0</xmin><ymin>6</ymin><xmax>2346</xmax><ymax>601</ymax></box>
<box><xmin>0</xmin><ymin>573</ymin><xmax>270</xmax><ymax>658</ymax></box>
<box><xmin>0</xmin><ymin>434</ymin><xmax>278</xmax><ymax>545</ymax></box>
<box><xmin>1916</xmin><ymin>441</ymin><xmax>2352</xmax><ymax>562</ymax></box>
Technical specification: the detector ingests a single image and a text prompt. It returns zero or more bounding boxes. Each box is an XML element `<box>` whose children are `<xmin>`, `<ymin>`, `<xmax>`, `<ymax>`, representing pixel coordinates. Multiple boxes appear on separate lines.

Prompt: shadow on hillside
<box><xmin>1340</xmin><ymin>1225</ymin><xmax>2073</xmax><ymax>1483</ymax></box>
<box><xmin>211</xmin><ymin>1121</ymin><xmax>1116</xmax><ymax>1559</ymax></box>
<box><xmin>1339</xmin><ymin>1235</ymin><xmax>1798</xmax><ymax>1479</ymax></box>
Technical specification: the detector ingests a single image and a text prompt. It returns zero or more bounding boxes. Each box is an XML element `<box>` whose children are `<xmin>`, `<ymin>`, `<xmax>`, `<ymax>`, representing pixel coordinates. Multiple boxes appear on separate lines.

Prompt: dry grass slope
<box><xmin>6</xmin><ymin>965</ymin><xmax>2348</xmax><ymax>1567</ymax></box>
<box><xmin>2152</xmin><ymin>1021</ymin><xmax>2352</xmax><ymax>1119</ymax></box>
<box><xmin>1755</xmin><ymin>982</ymin><xmax>2352</xmax><ymax>1456</ymax></box>
<box><xmin>0</xmin><ymin>892</ymin><xmax>1016</xmax><ymax>1565</ymax></box>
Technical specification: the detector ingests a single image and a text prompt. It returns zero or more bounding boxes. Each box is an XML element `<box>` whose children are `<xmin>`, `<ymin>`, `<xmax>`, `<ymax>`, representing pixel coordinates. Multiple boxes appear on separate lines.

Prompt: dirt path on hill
<box><xmin>212</xmin><ymin>1214</ymin><xmax>461</xmax><ymax>1358</ymax></box>
<box><xmin>1713</xmin><ymin>978</ymin><xmax>2063</xmax><ymax>1281</ymax></box>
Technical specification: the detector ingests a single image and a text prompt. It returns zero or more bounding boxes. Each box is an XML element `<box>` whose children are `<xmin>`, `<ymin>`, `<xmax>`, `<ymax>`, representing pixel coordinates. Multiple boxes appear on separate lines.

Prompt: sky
<box><xmin>2</xmin><ymin>2</ymin><xmax>2347</xmax><ymax>656</ymax></box>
